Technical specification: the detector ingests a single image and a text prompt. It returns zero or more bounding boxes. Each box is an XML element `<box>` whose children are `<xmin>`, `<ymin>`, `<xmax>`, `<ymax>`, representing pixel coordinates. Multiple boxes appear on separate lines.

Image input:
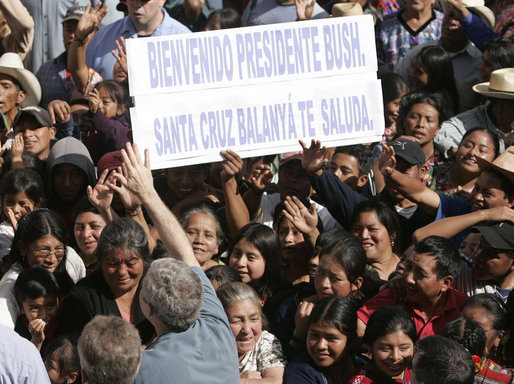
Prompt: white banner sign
<box><xmin>127</xmin><ymin>16</ymin><xmax>384</xmax><ymax>170</ymax></box>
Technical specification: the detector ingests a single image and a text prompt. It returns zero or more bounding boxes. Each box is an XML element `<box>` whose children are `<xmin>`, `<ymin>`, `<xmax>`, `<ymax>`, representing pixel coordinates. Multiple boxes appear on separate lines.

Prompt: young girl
<box><xmin>43</xmin><ymin>337</ymin><xmax>81</xmax><ymax>384</ymax></box>
<box><xmin>0</xmin><ymin>168</ymin><xmax>44</xmax><ymax>262</ymax></box>
<box><xmin>284</xmin><ymin>296</ymin><xmax>357</xmax><ymax>384</ymax></box>
<box><xmin>432</xmin><ymin>127</ymin><xmax>499</xmax><ymax>197</ymax></box>
<box><xmin>84</xmin><ymin>80</ymin><xmax>130</xmax><ymax>163</ymax></box>
<box><xmin>217</xmin><ymin>282</ymin><xmax>286</xmax><ymax>383</ymax></box>
<box><xmin>14</xmin><ymin>267</ymin><xmax>62</xmax><ymax>351</ymax></box>
<box><xmin>0</xmin><ymin>209</ymin><xmax>85</xmax><ymax>329</ymax></box>
<box><xmin>378</xmin><ymin>72</ymin><xmax>408</xmax><ymax>142</ymax></box>
<box><xmin>349</xmin><ymin>306</ymin><xmax>416</xmax><ymax>384</ymax></box>
<box><xmin>228</xmin><ymin>223</ymin><xmax>284</xmax><ymax>304</ymax></box>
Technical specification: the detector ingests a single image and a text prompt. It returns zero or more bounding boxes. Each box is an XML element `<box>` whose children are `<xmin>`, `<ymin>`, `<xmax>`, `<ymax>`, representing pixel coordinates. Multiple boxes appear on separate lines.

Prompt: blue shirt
<box><xmin>86</xmin><ymin>9</ymin><xmax>191</xmax><ymax>80</ymax></box>
<box><xmin>0</xmin><ymin>324</ymin><xmax>50</xmax><ymax>384</ymax></box>
<box><xmin>35</xmin><ymin>52</ymin><xmax>70</xmax><ymax>109</ymax></box>
<box><xmin>436</xmin><ymin>192</ymin><xmax>472</xmax><ymax>246</ymax></box>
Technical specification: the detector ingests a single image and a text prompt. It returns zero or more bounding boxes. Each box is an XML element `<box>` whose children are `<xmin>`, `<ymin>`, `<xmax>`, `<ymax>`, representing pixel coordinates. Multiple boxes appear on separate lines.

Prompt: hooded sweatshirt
<box><xmin>45</xmin><ymin>137</ymin><xmax>96</xmax><ymax>229</ymax></box>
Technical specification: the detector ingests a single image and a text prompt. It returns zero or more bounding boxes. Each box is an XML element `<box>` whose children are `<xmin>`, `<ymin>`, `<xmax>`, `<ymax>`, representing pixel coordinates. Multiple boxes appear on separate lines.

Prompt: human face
<box><xmin>462</xmin><ymin>306</ymin><xmax>503</xmax><ymax>357</ymax></box>
<box><xmin>127</xmin><ymin>0</ymin><xmax>164</xmax><ymax>29</ymax></box>
<box><xmin>479</xmin><ymin>51</ymin><xmax>494</xmax><ymax>82</ymax></box>
<box><xmin>0</xmin><ymin>74</ymin><xmax>25</xmax><ymax>117</ymax></box>
<box><xmin>372</xmin><ymin>330</ymin><xmax>414</xmax><ymax>378</ymax></box>
<box><xmin>101</xmin><ymin>248</ymin><xmax>144</xmax><ymax>296</ymax></box>
<box><xmin>307</xmin><ymin>321</ymin><xmax>348</xmax><ymax>368</ymax></box>
<box><xmin>403</xmin><ymin>103</ymin><xmax>440</xmax><ymax>147</ymax></box>
<box><xmin>22</xmin><ymin>235</ymin><xmax>65</xmax><ymax>272</ymax></box>
<box><xmin>385</xmin><ymin>96</ymin><xmax>403</xmax><ymax>127</ymax></box>
<box><xmin>52</xmin><ymin>163</ymin><xmax>86</xmax><ymax>202</ymax></box>
<box><xmin>14</xmin><ymin>116</ymin><xmax>56</xmax><ymax>160</ymax></box>
<box><xmin>278</xmin><ymin>161</ymin><xmax>311</xmax><ymax>200</ymax></box>
<box><xmin>405</xmin><ymin>0</ymin><xmax>432</xmax><ymax>13</ymax></box>
<box><xmin>227</xmin><ymin>299</ymin><xmax>262</xmax><ymax>358</ymax></box>
<box><xmin>456</xmin><ymin>130</ymin><xmax>496</xmax><ymax>175</ymax></box>
<box><xmin>3</xmin><ymin>192</ymin><xmax>37</xmax><ymax>221</ymax></box>
<box><xmin>441</xmin><ymin>8</ymin><xmax>467</xmax><ymax>47</ymax></box>
<box><xmin>97</xmin><ymin>86</ymin><xmax>124</xmax><ymax>119</ymax></box>
<box><xmin>410</xmin><ymin>61</ymin><xmax>429</xmax><ymax>90</ymax></box>
<box><xmin>45</xmin><ymin>349</ymin><xmax>76</xmax><ymax>384</ymax></box>
<box><xmin>21</xmin><ymin>295</ymin><xmax>59</xmax><ymax>329</ymax></box>
<box><xmin>74</xmin><ymin>212</ymin><xmax>106</xmax><ymax>257</ymax></box>
<box><xmin>470</xmin><ymin>170</ymin><xmax>512</xmax><ymax>211</ymax></box>
<box><xmin>229</xmin><ymin>238</ymin><xmax>266</xmax><ymax>284</ymax></box>
<box><xmin>403</xmin><ymin>252</ymin><xmax>450</xmax><ymax>305</ymax></box>
<box><xmin>458</xmin><ymin>232</ymin><xmax>481</xmax><ymax>259</ymax></box>
<box><xmin>184</xmin><ymin>212</ymin><xmax>219</xmax><ymax>267</ymax></box>
<box><xmin>329</xmin><ymin>153</ymin><xmax>365</xmax><ymax>189</ymax></box>
<box><xmin>278</xmin><ymin>218</ymin><xmax>304</xmax><ymax>259</ymax></box>
<box><xmin>314</xmin><ymin>253</ymin><xmax>359</xmax><ymax>299</ymax></box>
<box><xmin>62</xmin><ymin>20</ymin><xmax>77</xmax><ymax>51</ymax></box>
<box><xmin>352</xmin><ymin>211</ymin><xmax>393</xmax><ymax>263</ymax></box>
<box><xmin>472</xmin><ymin>235</ymin><xmax>513</xmax><ymax>283</ymax></box>
<box><xmin>166</xmin><ymin>165</ymin><xmax>207</xmax><ymax>202</ymax></box>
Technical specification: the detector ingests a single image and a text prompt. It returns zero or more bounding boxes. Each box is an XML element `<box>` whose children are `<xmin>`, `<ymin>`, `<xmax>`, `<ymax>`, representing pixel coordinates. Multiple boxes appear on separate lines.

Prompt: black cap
<box><xmin>390</xmin><ymin>138</ymin><xmax>425</xmax><ymax>166</ymax></box>
<box><xmin>472</xmin><ymin>222</ymin><xmax>514</xmax><ymax>251</ymax></box>
<box><xmin>14</xmin><ymin>106</ymin><xmax>53</xmax><ymax>128</ymax></box>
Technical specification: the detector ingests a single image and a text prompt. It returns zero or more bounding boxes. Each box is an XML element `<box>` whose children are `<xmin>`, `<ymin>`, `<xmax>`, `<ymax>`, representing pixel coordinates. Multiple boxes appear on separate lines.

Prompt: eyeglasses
<box><xmin>29</xmin><ymin>246</ymin><xmax>66</xmax><ymax>259</ymax></box>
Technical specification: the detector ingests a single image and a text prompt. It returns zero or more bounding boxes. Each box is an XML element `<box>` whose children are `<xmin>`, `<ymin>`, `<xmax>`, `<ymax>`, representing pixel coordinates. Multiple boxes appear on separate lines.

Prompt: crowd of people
<box><xmin>0</xmin><ymin>0</ymin><xmax>513</xmax><ymax>383</ymax></box>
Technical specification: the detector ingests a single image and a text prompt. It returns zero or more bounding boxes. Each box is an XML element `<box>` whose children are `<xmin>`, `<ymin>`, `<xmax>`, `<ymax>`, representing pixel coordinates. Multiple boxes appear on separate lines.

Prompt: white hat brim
<box><xmin>0</xmin><ymin>66</ymin><xmax>41</xmax><ymax>107</ymax></box>
<box><xmin>473</xmin><ymin>82</ymin><xmax>514</xmax><ymax>100</ymax></box>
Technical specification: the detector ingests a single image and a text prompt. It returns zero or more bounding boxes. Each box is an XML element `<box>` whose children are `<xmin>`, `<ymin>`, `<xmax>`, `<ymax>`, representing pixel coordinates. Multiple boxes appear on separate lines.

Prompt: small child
<box><xmin>84</xmin><ymin>80</ymin><xmax>131</xmax><ymax>163</ymax></box>
<box><xmin>0</xmin><ymin>168</ymin><xmax>44</xmax><ymax>262</ymax></box>
<box><xmin>378</xmin><ymin>72</ymin><xmax>408</xmax><ymax>142</ymax></box>
<box><xmin>14</xmin><ymin>267</ymin><xmax>62</xmax><ymax>351</ymax></box>
<box><xmin>42</xmin><ymin>337</ymin><xmax>81</xmax><ymax>384</ymax></box>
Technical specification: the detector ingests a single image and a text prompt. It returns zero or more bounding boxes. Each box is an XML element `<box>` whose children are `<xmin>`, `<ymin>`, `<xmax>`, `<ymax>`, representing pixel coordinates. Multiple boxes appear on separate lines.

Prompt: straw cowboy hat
<box><xmin>473</xmin><ymin>68</ymin><xmax>514</xmax><ymax>100</ymax></box>
<box><xmin>476</xmin><ymin>146</ymin><xmax>514</xmax><ymax>184</ymax></box>
<box><xmin>439</xmin><ymin>0</ymin><xmax>495</xmax><ymax>28</ymax></box>
<box><xmin>330</xmin><ymin>2</ymin><xmax>365</xmax><ymax>17</ymax></box>
<box><xmin>0</xmin><ymin>53</ymin><xmax>41</xmax><ymax>107</ymax></box>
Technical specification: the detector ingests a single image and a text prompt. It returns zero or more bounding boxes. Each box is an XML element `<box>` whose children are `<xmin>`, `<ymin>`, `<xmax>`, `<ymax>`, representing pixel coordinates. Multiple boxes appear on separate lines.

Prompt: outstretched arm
<box><xmin>115</xmin><ymin>143</ymin><xmax>199</xmax><ymax>267</ymax></box>
<box><xmin>68</xmin><ymin>3</ymin><xmax>108</xmax><ymax>93</ymax></box>
<box><xmin>378</xmin><ymin>143</ymin><xmax>440</xmax><ymax>216</ymax></box>
<box><xmin>221</xmin><ymin>150</ymin><xmax>250</xmax><ymax>238</ymax></box>
<box><xmin>413</xmin><ymin>206</ymin><xmax>514</xmax><ymax>243</ymax></box>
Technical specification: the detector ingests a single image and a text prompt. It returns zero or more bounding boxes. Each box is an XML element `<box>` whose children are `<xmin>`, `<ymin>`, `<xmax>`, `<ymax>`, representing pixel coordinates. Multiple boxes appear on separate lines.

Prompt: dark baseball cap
<box><xmin>472</xmin><ymin>222</ymin><xmax>514</xmax><ymax>251</ymax></box>
<box><xmin>14</xmin><ymin>106</ymin><xmax>53</xmax><ymax>128</ymax></box>
<box><xmin>390</xmin><ymin>138</ymin><xmax>425</xmax><ymax>166</ymax></box>
<box><xmin>62</xmin><ymin>5</ymin><xmax>86</xmax><ymax>23</ymax></box>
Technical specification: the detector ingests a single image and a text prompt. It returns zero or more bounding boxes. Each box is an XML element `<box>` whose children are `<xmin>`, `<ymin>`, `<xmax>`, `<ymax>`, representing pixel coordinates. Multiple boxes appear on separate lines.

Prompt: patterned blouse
<box><xmin>376</xmin><ymin>9</ymin><xmax>443</xmax><ymax>70</ymax></box>
<box><xmin>239</xmin><ymin>330</ymin><xmax>287</xmax><ymax>374</ymax></box>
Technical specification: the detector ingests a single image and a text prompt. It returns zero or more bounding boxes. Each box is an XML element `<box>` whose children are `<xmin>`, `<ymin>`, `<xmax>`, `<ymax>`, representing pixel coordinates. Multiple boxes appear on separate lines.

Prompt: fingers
<box><xmin>97</xmin><ymin>168</ymin><xmax>110</xmax><ymax>185</ymax></box>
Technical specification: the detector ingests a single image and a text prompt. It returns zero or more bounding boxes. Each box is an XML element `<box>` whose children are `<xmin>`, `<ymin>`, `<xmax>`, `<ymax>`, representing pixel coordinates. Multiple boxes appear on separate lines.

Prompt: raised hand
<box><xmin>28</xmin><ymin>318</ymin><xmax>46</xmax><ymax>350</ymax></box>
<box><xmin>249</xmin><ymin>167</ymin><xmax>274</xmax><ymax>194</ymax></box>
<box><xmin>377</xmin><ymin>142</ymin><xmax>396</xmax><ymax>176</ymax></box>
<box><xmin>299</xmin><ymin>139</ymin><xmax>328</xmax><ymax>177</ymax></box>
<box><xmin>295</xmin><ymin>0</ymin><xmax>316</xmax><ymax>21</ymax></box>
<box><xmin>87</xmin><ymin>168</ymin><xmax>114</xmax><ymax>213</ymax></box>
<box><xmin>10</xmin><ymin>135</ymin><xmax>24</xmax><ymax>166</ymax></box>
<box><xmin>75</xmin><ymin>2</ymin><xmax>108</xmax><ymax>43</ymax></box>
<box><xmin>116</xmin><ymin>143</ymin><xmax>154</xmax><ymax>201</ymax></box>
<box><xmin>283</xmin><ymin>196</ymin><xmax>318</xmax><ymax>234</ymax></box>
<box><xmin>109</xmin><ymin>166</ymin><xmax>142</xmax><ymax>213</ymax></box>
<box><xmin>88</xmin><ymin>88</ymin><xmax>100</xmax><ymax>115</ymax></box>
<box><xmin>220</xmin><ymin>150</ymin><xmax>243</xmax><ymax>184</ymax></box>
<box><xmin>48</xmin><ymin>100</ymin><xmax>71</xmax><ymax>124</ymax></box>
<box><xmin>112</xmin><ymin>36</ymin><xmax>128</xmax><ymax>76</ymax></box>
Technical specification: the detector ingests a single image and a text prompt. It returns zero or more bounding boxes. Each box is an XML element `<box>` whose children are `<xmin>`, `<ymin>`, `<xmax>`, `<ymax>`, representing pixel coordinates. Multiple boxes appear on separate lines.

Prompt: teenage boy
<box><xmin>13</xmin><ymin>106</ymin><xmax>56</xmax><ymax>160</ymax></box>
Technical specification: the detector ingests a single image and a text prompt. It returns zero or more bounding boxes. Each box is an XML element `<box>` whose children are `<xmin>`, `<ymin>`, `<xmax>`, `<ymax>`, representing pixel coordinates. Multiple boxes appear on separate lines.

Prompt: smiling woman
<box><xmin>61</xmin><ymin>218</ymin><xmax>155</xmax><ymax>343</ymax></box>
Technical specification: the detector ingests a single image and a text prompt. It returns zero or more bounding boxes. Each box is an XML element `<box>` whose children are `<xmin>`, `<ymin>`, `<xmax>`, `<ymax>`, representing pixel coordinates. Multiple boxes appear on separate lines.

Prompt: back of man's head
<box><xmin>412</xmin><ymin>335</ymin><xmax>475</xmax><ymax>384</ymax></box>
<box><xmin>78</xmin><ymin>315</ymin><xmax>141</xmax><ymax>384</ymax></box>
<box><xmin>142</xmin><ymin>258</ymin><xmax>203</xmax><ymax>332</ymax></box>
